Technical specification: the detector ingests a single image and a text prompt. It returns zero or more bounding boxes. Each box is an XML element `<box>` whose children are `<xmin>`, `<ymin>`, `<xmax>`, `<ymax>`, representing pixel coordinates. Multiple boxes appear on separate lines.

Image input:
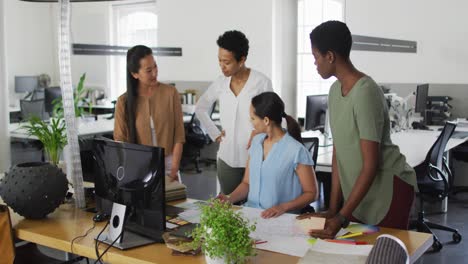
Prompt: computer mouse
<box><xmin>93</xmin><ymin>213</ymin><xmax>109</xmax><ymax>222</ymax></box>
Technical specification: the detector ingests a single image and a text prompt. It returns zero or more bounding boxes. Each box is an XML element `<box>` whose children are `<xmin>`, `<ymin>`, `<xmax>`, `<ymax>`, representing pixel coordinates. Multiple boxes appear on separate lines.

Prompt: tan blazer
<box><xmin>114</xmin><ymin>82</ymin><xmax>185</xmax><ymax>155</ymax></box>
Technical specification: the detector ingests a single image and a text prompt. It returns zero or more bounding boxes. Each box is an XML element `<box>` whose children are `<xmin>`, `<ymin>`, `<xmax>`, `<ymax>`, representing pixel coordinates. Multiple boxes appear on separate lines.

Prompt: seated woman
<box><xmin>114</xmin><ymin>45</ymin><xmax>185</xmax><ymax>182</ymax></box>
<box><xmin>219</xmin><ymin>92</ymin><xmax>318</xmax><ymax>218</ymax></box>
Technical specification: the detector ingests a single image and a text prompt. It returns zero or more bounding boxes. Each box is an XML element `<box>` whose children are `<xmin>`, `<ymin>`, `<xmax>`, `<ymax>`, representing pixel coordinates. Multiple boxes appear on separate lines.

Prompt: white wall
<box><xmin>4</xmin><ymin>0</ymin><xmax>56</xmax><ymax>106</ymax></box>
<box><xmin>1</xmin><ymin>0</ymin><xmax>11</xmax><ymax>172</ymax></box>
<box><xmin>272</xmin><ymin>0</ymin><xmax>297</xmax><ymax>116</ymax></box>
<box><xmin>156</xmin><ymin>0</ymin><xmax>273</xmax><ymax>82</ymax></box>
<box><xmin>42</xmin><ymin>0</ymin><xmax>274</xmax><ymax>99</ymax></box>
<box><xmin>347</xmin><ymin>0</ymin><xmax>468</xmax><ymax>84</ymax></box>
<box><xmin>67</xmin><ymin>3</ymin><xmax>111</xmax><ymax>91</ymax></box>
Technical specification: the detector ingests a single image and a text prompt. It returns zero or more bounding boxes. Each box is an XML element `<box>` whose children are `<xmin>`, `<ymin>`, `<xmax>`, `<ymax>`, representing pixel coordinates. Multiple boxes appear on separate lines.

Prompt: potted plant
<box><xmin>191</xmin><ymin>199</ymin><xmax>256</xmax><ymax>264</ymax></box>
<box><xmin>23</xmin><ymin>116</ymin><xmax>68</xmax><ymax>165</ymax></box>
<box><xmin>52</xmin><ymin>73</ymin><xmax>93</xmax><ymax>118</ymax></box>
<box><xmin>0</xmin><ymin>116</ymin><xmax>69</xmax><ymax>219</ymax></box>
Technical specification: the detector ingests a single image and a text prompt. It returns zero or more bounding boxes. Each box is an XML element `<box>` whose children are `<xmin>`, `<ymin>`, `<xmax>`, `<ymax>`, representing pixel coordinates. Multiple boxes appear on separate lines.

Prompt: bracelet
<box><xmin>336</xmin><ymin>213</ymin><xmax>350</xmax><ymax>228</ymax></box>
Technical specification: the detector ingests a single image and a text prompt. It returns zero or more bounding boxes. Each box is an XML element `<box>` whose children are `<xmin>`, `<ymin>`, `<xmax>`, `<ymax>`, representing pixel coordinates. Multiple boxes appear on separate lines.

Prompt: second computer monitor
<box><xmin>415</xmin><ymin>84</ymin><xmax>429</xmax><ymax>114</ymax></box>
<box><xmin>44</xmin><ymin>86</ymin><xmax>62</xmax><ymax>114</ymax></box>
<box><xmin>305</xmin><ymin>95</ymin><xmax>328</xmax><ymax>132</ymax></box>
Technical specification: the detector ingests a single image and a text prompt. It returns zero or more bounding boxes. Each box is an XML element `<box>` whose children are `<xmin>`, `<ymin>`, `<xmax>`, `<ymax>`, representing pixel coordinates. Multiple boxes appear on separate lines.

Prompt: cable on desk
<box><xmin>94</xmin><ymin>221</ymin><xmax>109</xmax><ymax>264</ymax></box>
<box><xmin>94</xmin><ymin>230</ymin><xmax>123</xmax><ymax>264</ymax></box>
<box><xmin>70</xmin><ymin>221</ymin><xmax>96</xmax><ymax>254</ymax></box>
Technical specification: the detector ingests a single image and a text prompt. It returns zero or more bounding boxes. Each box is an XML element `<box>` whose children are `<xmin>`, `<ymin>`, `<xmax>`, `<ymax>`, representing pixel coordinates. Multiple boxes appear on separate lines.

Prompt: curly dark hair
<box><xmin>216</xmin><ymin>30</ymin><xmax>249</xmax><ymax>61</ymax></box>
<box><xmin>310</xmin><ymin>20</ymin><xmax>352</xmax><ymax>59</ymax></box>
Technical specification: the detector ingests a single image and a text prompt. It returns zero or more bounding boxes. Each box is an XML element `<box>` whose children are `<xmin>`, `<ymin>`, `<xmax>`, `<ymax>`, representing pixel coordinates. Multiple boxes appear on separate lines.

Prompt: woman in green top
<box><xmin>298</xmin><ymin>21</ymin><xmax>417</xmax><ymax>238</ymax></box>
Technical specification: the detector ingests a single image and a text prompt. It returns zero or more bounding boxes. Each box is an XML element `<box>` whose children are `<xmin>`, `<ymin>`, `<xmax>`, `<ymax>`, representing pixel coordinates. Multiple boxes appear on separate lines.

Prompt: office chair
<box><xmin>20</xmin><ymin>99</ymin><xmax>47</xmax><ymax>121</ymax></box>
<box><xmin>410</xmin><ymin>122</ymin><xmax>462</xmax><ymax>252</ymax></box>
<box><xmin>301</xmin><ymin>137</ymin><xmax>319</xmax><ymax>214</ymax></box>
<box><xmin>182</xmin><ymin>103</ymin><xmax>216</xmax><ymax>173</ymax></box>
<box><xmin>0</xmin><ymin>204</ymin><xmax>85</xmax><ymax>264</ymax></box>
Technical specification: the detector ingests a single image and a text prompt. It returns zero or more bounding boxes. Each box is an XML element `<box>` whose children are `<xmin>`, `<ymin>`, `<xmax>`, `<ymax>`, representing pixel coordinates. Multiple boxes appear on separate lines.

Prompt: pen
<box><xmin>255</xmin><ymin>240</ymin><xmax>268</xmax><ymax>245</ymax></box>
<box><xmin>325</xmin><ymin>239</ymin><xmax>368</xmax><ymax>245</ymax></box>
<box><xmin>337</xmin><ymin>232</ymin><xmax>366</xmax><ymax>239</ymax></box>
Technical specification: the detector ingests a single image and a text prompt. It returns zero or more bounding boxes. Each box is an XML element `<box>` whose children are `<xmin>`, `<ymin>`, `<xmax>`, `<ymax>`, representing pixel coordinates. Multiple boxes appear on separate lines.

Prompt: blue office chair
<box><xmin>301</xmin><ymin>137</ymin><xmax>319</xmax><ymax>214</ymax></box>
<box><xmin>410</xmin><ymin>121</ymin><xmax>462</xmax><ymax>252</ymax></box>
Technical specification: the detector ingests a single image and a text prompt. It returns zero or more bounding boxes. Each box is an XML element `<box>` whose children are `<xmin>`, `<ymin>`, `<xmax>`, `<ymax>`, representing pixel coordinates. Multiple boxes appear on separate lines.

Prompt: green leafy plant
<box><xmin>22</xmin><ymin>116</ymin><xmax>67</xmax><ymax>166</ymax></box>
<box><xmin>190</xmin><ymin>198</ymin><xmax>256</xmax><ymax>264</ymax></box>
<box><xmin>52</xmin><ymin>73</ymin><xmax>93</xmax><ymax>118</ymax></box>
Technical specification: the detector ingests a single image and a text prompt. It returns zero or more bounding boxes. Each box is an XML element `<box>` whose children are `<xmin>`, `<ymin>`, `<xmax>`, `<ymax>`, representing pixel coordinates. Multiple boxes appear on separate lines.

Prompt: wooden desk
<box><xmin>10</xmin><ymin>202</ymin><xmax>432</xmax><ymax>264</ymax></box>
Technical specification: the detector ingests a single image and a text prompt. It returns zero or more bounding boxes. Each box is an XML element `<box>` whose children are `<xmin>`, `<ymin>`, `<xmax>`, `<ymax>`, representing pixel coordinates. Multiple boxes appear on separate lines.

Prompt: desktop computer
<box><xmin>92</xmin><ymin>138</ymin><xmax>166</xmax><ymax>249</ymax></box>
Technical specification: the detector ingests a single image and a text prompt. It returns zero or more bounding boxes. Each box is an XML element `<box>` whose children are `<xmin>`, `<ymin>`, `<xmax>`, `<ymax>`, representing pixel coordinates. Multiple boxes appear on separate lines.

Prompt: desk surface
<box><xmin>10</xmin><ymin>201</ymin><xmax>432</xmax><ymax>264</ymax></box>
<box><xmin>9</xmin><ymin>115</ymin><xmax>114</xmax><ymax>139</ymax></box>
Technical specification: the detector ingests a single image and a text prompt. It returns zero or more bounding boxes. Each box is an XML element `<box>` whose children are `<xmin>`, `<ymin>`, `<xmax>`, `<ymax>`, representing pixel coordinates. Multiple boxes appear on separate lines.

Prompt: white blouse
<box><xmin>195</xmin><ymin>69</ymin><xmax>273</xmax><ymax>168</ymax></box>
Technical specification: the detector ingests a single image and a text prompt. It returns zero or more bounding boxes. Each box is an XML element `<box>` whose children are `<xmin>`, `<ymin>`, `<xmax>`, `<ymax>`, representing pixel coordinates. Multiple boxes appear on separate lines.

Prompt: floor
<box><xmin>10</xmin><ymin>141</ymin><xmax>468</xmax><ymax>263</ymax></box>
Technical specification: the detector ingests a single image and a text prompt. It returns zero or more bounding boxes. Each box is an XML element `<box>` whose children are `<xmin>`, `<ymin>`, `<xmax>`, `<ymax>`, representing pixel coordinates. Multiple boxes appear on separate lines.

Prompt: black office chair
<box><xmin>301</xmin><ymin>137</ymin><xmax>319</xmax><ymax>214</ymax></box>
<box><xmin>182</xmin><ymin>103</ymin><xmax>216</xmax><ymax>173</ymax></box>
<box><xmin>20</xmin><ymin>99</ymin><xmax>47</xmax><ymax>121</ymax></box>
<box><xmin>410</xmin><ymin>121</ymin><xmax>462</xmax><ymax>252</ymax></box>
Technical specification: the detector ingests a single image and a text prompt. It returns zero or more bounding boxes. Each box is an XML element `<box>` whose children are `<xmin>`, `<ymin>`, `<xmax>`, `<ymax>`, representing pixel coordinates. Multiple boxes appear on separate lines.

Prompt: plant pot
<box><xmin>205</xmin><ymin>254</ymin><xmax>226</xmax><ymax>264</ymax></box>
<box><xmin>0</xmin><ymin>162</ymin><xmax>68</xmax><ymax>219</ymax></box>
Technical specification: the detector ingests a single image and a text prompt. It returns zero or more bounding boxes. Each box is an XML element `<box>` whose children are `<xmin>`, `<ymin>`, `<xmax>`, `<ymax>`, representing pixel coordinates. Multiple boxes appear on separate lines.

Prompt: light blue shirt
<box><xmin>245</xmin><ymin>133</ymin><xmax>314</xmax><ymax>212</ymax></box>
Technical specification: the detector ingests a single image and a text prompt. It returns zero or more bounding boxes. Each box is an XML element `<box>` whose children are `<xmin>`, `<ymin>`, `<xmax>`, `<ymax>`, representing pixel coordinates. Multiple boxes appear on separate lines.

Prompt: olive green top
<box><xmin>328</xmin><ymin>76</ymin><xmax>416</xmax><ymax>224</ymax></box>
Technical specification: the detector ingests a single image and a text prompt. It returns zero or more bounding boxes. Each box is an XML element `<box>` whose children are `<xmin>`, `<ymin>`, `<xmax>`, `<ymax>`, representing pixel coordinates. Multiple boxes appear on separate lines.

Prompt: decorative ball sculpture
<box><xmin>0</xmin><ymin>162</ymin><xmax>68</xmax><ymax>219</ymax></box>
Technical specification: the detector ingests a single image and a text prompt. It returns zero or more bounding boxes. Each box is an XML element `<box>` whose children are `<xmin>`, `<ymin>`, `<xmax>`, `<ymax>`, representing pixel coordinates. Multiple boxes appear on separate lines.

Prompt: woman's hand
<box><xmin>296</xmin><ymin>211</ymin><xmax>334</xmax><ymax>220</ymax></box>
<box><xmin>216</xmin><ymin>193</ymin><xmax>231</xmax><ymax>203</ymax></box>
<box><xmin>308</xmin><ymin>215</ymin><xmax>342</xmax><ymax>239</ymax></box>
<box><xmin>261</xmin><ymin>204</ymin><xmax>287</xmax><ymax>219</ymax></box>
<box><xmin>169</xmin><ymin>173</ymin><xmax>179</xmax><ymax>182</ymax></box>
<box><xmin>216</xmin><ymin>130</ymin><xmax>226</xmax><ymax>143</ymax></box>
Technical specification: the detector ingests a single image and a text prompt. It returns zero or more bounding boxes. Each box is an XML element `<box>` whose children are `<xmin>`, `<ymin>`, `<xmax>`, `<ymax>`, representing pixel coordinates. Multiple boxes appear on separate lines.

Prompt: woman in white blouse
<box><xmin>195</xmin><ymin>30</ymin><xmax>273</xmax><ymax>195</ymax></box>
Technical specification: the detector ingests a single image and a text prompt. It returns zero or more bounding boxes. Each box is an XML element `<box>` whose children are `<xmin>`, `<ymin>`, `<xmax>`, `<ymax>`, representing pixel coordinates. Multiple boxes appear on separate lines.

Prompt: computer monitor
<box><xmin>305</xmin><ymin>95</ymin><xmax>328</xmax><ymax>132</ymax></box>
<box><xmin>92</xmin><ymin>138</ymin><xmax>166</xmax><ymax>249</ymax></box>
<box><xmin>44</xmin><ymin>86</ymin><xmax>62</xmax><ymax>114</ymax></box>
<box><xmin>15</xmin><ymin>76</ymin><xmax>39</xmax><ymax>100</ymax></box>
<box><xmin>415</xmin><ymin>84</ymin><xmax>429</xmax><ymax>115</ymax></box>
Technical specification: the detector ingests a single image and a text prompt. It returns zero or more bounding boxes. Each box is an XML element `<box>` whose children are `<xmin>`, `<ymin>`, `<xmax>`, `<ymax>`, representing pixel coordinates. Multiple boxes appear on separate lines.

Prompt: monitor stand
<box><xmin>95</xmin><ymin>202</ymin><xmax>157</xmax><ymax>250</ymax></box>
<box><xmin>96</xmin><ymin>230</ymin><xmax>155</xmax><ymax>250</ymax></box>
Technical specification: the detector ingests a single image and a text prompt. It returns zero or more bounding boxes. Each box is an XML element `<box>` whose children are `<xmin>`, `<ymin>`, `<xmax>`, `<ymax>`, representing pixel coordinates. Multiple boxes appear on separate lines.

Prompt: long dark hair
<box><xmin>126</xmin><ymin>45</ymin><xmax>153</xmax><ymax>143</ymax></box>
<box><xmin>251</xmin><ymin>92</ymin><xmax>303</xmax><ymax>144</ymax></box>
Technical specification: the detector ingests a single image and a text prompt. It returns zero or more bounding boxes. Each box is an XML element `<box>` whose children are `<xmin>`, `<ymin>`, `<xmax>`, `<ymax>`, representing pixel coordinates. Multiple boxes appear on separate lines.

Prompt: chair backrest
<box><xmin>417</xmin><ymin>122</ymin><xmax>457</xmax><ymax>200</ymax></box>
<box><xmin>20</xmin><ymin>99</ymin><xmax>46</xmax><ymax>120</ymax></box>
<box><xmin>302</xmin><ymin>137</ymin><xmax>319</xmax><ymax>170</ymax></box>
<box><xmin>0</xmin><ymin>204</ymin><xmax>15</xmax><ymax>264</ymax></box>
<box><xmin>426</xmin><ymin>122</ymin><xmax>456</xmax><ymax>169</ymax></box>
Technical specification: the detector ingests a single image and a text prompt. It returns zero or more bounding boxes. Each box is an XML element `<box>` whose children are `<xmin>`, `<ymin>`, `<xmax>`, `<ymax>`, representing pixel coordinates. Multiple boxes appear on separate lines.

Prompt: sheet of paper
<box><xmin>295</xmin><ymin>217</ymin><xmax>326</xmax><ymax>234</ymax></box>
<box><xmin>310</xmin><ymin>239</ymin><xmax>373</xmax><ymax>256</ymax></box>
<box><xmin>255</xmin><ymin>235</ymin><xmax>311</xmax><ymax>257</ymax></box>
<box><xmin>239</xmin><ymin>207</ymin><xmax>306</xmax><ymax>238</ymax></box>
<box><xmin>298</xmin><ymin>249</ymin><xmax>368</xmax><ymax>264</ymax></box>
<box><xmin>239</xmin><ymin>206</ymin><xmax>311</xmax><ymax>257</ymax></box>
<box><xmin>178</xmin><ymin>209</ymin><xmax>201</xmax><ymax>223</ymax></box>
<box><xmin>166</xmin><ymin>222</ymin><xmax>178</xmax><ymax>229</ymax></box>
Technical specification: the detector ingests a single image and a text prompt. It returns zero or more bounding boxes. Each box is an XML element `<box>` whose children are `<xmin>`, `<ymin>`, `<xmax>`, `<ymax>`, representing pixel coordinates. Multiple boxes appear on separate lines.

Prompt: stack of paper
<box><xmin>295</xmin><ymin>217</ymin><xmax>326</xmax><ymax>234</ymax></box>
<box><xmin>165</xmin><ymin>176</ymin><xmax>187</xmax><ymax>201</ymax></box>
<box><xmin>298</xmin><ymin>239</ymin><xmax>373</xmax><ymax>264</ymax></box>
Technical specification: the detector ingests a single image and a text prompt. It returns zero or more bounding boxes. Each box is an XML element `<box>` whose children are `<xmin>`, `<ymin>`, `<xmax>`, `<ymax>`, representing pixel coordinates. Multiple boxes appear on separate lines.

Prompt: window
<box><xmin>110</xmin><ymin>1</ymin><xmax>158</xmax><ymax>99</ymax></box>
<box><xmin>296</xmin><ymin>0</ymin><xmax>345</xmax><ymax>117</ymax></box>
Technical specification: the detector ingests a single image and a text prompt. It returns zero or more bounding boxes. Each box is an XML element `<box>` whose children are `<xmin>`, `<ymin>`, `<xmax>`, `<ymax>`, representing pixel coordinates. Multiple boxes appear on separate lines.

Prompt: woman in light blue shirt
<box><xmin>219</xmin><ymin>92</ymin><xmax>318</xmax><ymax>218</ymax></box>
